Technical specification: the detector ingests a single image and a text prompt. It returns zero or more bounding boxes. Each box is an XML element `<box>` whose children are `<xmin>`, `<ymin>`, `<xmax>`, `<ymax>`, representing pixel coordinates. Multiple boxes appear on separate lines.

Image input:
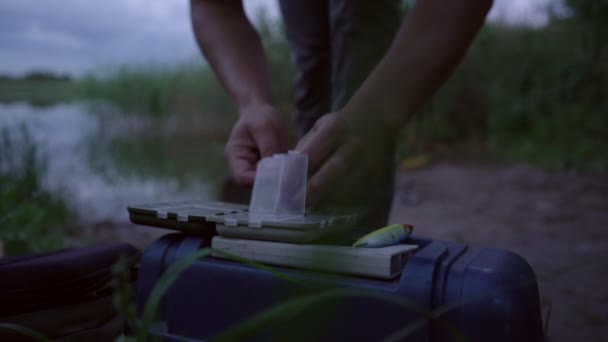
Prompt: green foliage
<box><xmin>87</xmin><ymin>129</ymin><xmax>227</xmax><ymax>188</ymax></box>
<box><xmin>256</xmin><ymin>12</ymin><xmax>297</xmax><ymax>114</ymax></box>
<box><xmin>110</xmin><ymin>248</ymin><xmax>303</xmax><ymax>341</ymax></box>
<box><xmin>114</xmin><ymin>246</ymin><xmax>531</xmax><ymax>341</ymax></box>
<box><xmin>0</xmin><ymin>71</ymin><xmax>71</xmax><ymax>82</ymax></box>
<box><xmin>73</xmin><ymin>6</ymin><xmax>606</xmax><ymax>172</ymax></box>
<box><xmin>112</xmin><ymin>256</ymin><xmax>138</xmax><ymax>334</ymax></box>
<box><xmin>74</xmin><ymin>62</ymin><xmax>235</xmax><ymax>118</ymax></box>
<box><xmin>0</xmin><ymin>322</ymin><xmax>49</xmax><ymax>342</ymax></box>
<box><xmin>21</xmin><ymin>71</ymin><xmax>71</xmax><ymax>82</ymax></box>
<box><xmin>0</xmin><ymin>79</ymin><xmax>74</xmax><ymax>107</ymax></box>
<box><xmin>0</xmin><ymin>126</ymin><xmax>72</xmax><ymax>254</ymax></box>
<box><xmin>138</xmin><ymin>248</ymin><xmax>212</xmax><ymax>342</ymax></box>
<box><xmin>210</xmin><ymin>286</ymin><xmax>466</xmax><ymax>342</ymax></box>
<box><xmin>405</xmin><ymin>6</ymin><xmax>608</xmax><ymax>171</ymax></box>
<box><xmin>72</xmin><ymin>13</ymin><xmax>295</xmax><ymax>120</ymax></box>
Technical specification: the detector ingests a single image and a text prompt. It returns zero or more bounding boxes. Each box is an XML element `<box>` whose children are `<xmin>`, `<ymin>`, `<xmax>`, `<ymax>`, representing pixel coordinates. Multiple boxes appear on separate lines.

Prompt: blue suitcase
<box><xmin>135</xmin><ymin>233</ymin><xmax>544</xmax><ymax>341</ymax></box>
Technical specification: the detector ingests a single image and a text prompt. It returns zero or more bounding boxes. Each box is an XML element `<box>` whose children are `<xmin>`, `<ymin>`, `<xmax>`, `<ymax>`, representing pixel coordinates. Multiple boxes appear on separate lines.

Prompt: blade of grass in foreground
<box><xmin>142</xmin><ymin>246</ymin><xmax>549</xmax><ymax>341</ymax></box>
<box><xmin>0</xmin><ymin>322</ymin><xmax>50</xmax><ymax>342</ymax></box>
<box><xmin>210</xmin><ymin>249</ymin><xmax>303</xmax><ymax>285</ymax></box>
<box><xmin>381</xmin><ymin>277</ymin><xmax>540</xmax><ymax>342</ymax></box>
<box><xmin>141</xmin><ymin>244</ymin><xmax>541</xmax><ymax>342</ymax></box>
<box><xmin>140</xmin><ymin>247</ymin><xmax>467</xmax><ymax>342</ymax></box>
<box><xmin>138</xmin><ymin>248</ymin><xmax>302</xmax><ymax>342</ymax></box>
<box><xmin>210</xmin><ymin>288</ymin><xmax>467</xmax><ymax>342</ymax></box>
<box><xmin>138</xmin><ymin>248</ymin><xmax>213</xmax><ymax>342</ymax></box>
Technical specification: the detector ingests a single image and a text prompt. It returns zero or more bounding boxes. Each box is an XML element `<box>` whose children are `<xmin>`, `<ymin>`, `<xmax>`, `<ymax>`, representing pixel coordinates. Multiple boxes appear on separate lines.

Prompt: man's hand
<box><xmin>192</xmin><ymin>0</ymin><xmax>285</xmax><ymax>185</ymax></box>
<box><xmin>225</xmin><ymin>103</ymin><xmax>290</xmax><ymax>185</ymax></box>
<box><xmin>295</xmin><ymin>0</ymin><xmax>492</xmax><ymax>208</ymax></box>
<box><xmin>295</xmin><ymin>111</ymin><xmax>396</xmax><ymax>209</ymax></box>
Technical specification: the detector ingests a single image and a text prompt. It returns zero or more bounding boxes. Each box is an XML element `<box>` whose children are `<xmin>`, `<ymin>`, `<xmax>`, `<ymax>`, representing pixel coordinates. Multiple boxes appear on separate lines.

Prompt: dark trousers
<box><xmin>223</xmin><ymin>0</ymin><xmax>402</xmax><ymax>231</ymax></box>
<box><xmin>279</xmin><ymin>0</ymin><xmax>402</xmax><ymax>136</ymax></box>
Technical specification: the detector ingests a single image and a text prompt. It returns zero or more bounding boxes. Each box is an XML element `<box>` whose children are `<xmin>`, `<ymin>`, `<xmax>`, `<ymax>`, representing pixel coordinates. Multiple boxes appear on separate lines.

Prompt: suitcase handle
<box><xmin>398</xmin><ymin>240</ymin><xmax>448</xmax><ymax>306</ymax></box>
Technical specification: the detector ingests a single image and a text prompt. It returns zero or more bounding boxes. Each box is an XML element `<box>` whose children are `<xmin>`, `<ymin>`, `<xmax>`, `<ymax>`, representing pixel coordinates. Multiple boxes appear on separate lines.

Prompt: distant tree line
<box><xmin>0</xmin><ymin>71</ymin><xmax>71</xmax><ymax>82</ymax></box>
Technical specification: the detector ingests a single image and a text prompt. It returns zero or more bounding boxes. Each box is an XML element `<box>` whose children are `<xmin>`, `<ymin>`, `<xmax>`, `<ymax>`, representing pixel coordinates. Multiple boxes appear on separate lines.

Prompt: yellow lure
<box><xmin>352</xmin><ymin>224</ymin><xmax>414</xmax><ymax>248</ymax></box>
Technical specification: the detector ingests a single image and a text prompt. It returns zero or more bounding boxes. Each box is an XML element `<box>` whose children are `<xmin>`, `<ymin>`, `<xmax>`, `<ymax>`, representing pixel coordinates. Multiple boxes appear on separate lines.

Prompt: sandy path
<box><xmin>389</xmin><ymin>161</ymin><xmax>608</xmax><ymax>342</ymax></box>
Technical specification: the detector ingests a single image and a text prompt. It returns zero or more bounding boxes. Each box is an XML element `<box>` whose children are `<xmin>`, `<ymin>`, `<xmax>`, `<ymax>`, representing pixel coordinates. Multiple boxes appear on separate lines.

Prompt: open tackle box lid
<box><xmin>128</xmin><ymin>152</ymin><xmax>359</xmax><ymax>242</ymax></box>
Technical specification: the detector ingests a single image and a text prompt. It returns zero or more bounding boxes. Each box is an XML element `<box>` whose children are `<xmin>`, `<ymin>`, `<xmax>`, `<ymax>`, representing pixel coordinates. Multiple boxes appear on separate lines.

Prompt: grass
<box><xmin>401</xmin><ymin>17</ymin><xmax>608</xmax><ymax>172</ymax></box>
<box><xmin>110</xmin><ymin>247</ymin><xmax>468</xmax><ymax>342</ymax></box>
<box><xmin>3</xmin><ymin>241</ymin><xmax>544</xmax><ymax>341</ymax></box>
<box><xmin>71</xmin><ymin>14</ymin><xmax>606</xmax><ymax>173</ymax></box>
<box><xmin>74</xmin><ymin>62</ymin><xmax>236</xmax><ymax>119</ymax></box>
<box><xmin>0</xmin><ymin>79</ymin><xmax>74</xmax><ymax>107</ymax></box>
<box><xmin>0</xmin><ymin>323</ymin><xmax>49</xmax><ymax>342</ymax></box>
<box><xmin>71</xmin><ymin>16</ymin><xmax>294</xmax><ymax>121</ymax></box>
<box><xmin>1</xmin><ymin>7</ymin><xmax>605</xmax><ymax>174</ymax></box>
<box><xmin>107</xmin><ymin>241</ymin><xmax>546</xmax><ymax>341</ymax></box>
<box><xmin>1</xmin><ymin>5</ymin><xmax>600</xmax><ymax>340</ymax></box>
<box><xmin>0</xmin><ymin>126</ymin><xmax>73</xmax><ymax>255</ymax></box>
<box><xmin>86</xmin><ymin>128</ymin><xmax>228</xmax><ymax>188</ymax></box>
<box><xmin>72</xmin><ymin>26</ymin><xmax>295</xmax><ymax>121</ymax></box>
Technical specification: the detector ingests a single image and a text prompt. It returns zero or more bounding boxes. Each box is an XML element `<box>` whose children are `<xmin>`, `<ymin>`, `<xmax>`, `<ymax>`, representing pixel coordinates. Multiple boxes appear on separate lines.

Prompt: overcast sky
<box><xmin>0</xmin><ymin>0</ymin><xmax>563</xmax><ymax>76</ymax></box>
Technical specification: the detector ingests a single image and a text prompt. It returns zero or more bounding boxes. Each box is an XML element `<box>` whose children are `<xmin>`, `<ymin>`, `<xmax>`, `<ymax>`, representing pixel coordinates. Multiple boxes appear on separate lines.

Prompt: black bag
<box><xmin>0</xmin><ymin>243</ymin><xmax>140</xmax><ymax>341</ymax></box>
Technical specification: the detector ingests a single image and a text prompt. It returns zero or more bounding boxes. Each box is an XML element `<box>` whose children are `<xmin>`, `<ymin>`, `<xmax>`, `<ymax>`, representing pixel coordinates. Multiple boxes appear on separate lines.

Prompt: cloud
<box><xmin>0</xmin><ymin>0</ymin><xmax>277</xmax><ymax>75</ymax></box>
<box><xmin>0</xmin><ymin>0</ymin><xmax>562</xmax><ymax>76</ymax></box>
<box><xmin>0</xmin><ymin>0</ymin><xmax>190</xmax><ymax>75</ymax></box>
<box><xmin>488</xmin><ymin>0</ymin><xmax>568</xmax><ymax>28</ymax></box>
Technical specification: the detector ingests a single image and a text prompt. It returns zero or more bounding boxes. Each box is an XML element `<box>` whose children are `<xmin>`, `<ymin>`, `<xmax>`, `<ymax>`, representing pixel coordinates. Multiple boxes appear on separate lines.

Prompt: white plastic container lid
<box><xmin>249</xmin><ymin>150</ymin><xmax>308</xmax><ymax>227</ymax></box>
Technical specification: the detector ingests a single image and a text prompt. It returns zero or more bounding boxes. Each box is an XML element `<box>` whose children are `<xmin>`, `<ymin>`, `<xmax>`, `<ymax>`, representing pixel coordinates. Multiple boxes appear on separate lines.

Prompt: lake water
<box><xmin>0</xmin><ymin>101</ymin><xmax>227</xmax><ymax>225</ymax></box>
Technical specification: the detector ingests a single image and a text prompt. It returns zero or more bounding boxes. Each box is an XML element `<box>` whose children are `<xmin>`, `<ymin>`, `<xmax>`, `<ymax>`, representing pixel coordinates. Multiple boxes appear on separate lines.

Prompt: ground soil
<box><xmin>76</xmin><ymin>161</ymin><xmax>608</xmax><ymax>342</ymax></box>
<box><xmin>389</xmin><ymin>161</ymin><xmax>608</xmax><ymax>342</ymax></box>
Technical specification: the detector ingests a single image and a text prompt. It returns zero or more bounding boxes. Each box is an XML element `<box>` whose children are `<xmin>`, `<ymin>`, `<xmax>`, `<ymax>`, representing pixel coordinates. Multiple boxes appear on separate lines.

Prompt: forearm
<box><xmin>343</xmin><ymin>0</ymin><xmax>493</xmax><ymax>132</ymax></box>
<box><xmin>190</xmin><ymin>0</ymin><xmax>273</xmax><ymax>111</ymax></box>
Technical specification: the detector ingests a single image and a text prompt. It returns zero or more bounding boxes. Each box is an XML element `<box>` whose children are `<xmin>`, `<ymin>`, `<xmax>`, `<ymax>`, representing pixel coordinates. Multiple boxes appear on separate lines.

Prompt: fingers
<box><xmin>306</xmin><ymin>143</ymin><xmax>385</xmax><ymax>209</ymax></box>
<box><xmin>225</xmin><ymin>108</ymin><xmax>290</xmax><ymax>185</ymax></box>
<box><xmin>225</xmin><ymin>121</ymin><xmax>258</xmax><ymax>185</ymax></box>
<box><xmin>330</xmin><ymin>158</ymin><xmax>379</xmax><ymax>206</ymax></box>
<box><xmin>250</xmin><ymin>107</ymin><xmax>289</xmax><ymax>158</ymax></box>
<box><xmin>231</xmin><ymin>165</ymin><xmax>256</xmax><ymax>184</ymax></box>
<box><xmin>295</xmin><ymin>114</ymin><xmax>340</xmax><ymax>175</ymax></box>
<box><xmin>252</xmin><ymin>124</ymin><xmax>284</xmax><ymax>158</ymax></box>
<box><xmin>225</xmin><ymin>144</ymin><xmax>257</xmax><ymax>185</ymax></box>
<box><xmin>306</xmin><ymin>151</ymin><xmax>348</xmax><ymax>206</ymax></box>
